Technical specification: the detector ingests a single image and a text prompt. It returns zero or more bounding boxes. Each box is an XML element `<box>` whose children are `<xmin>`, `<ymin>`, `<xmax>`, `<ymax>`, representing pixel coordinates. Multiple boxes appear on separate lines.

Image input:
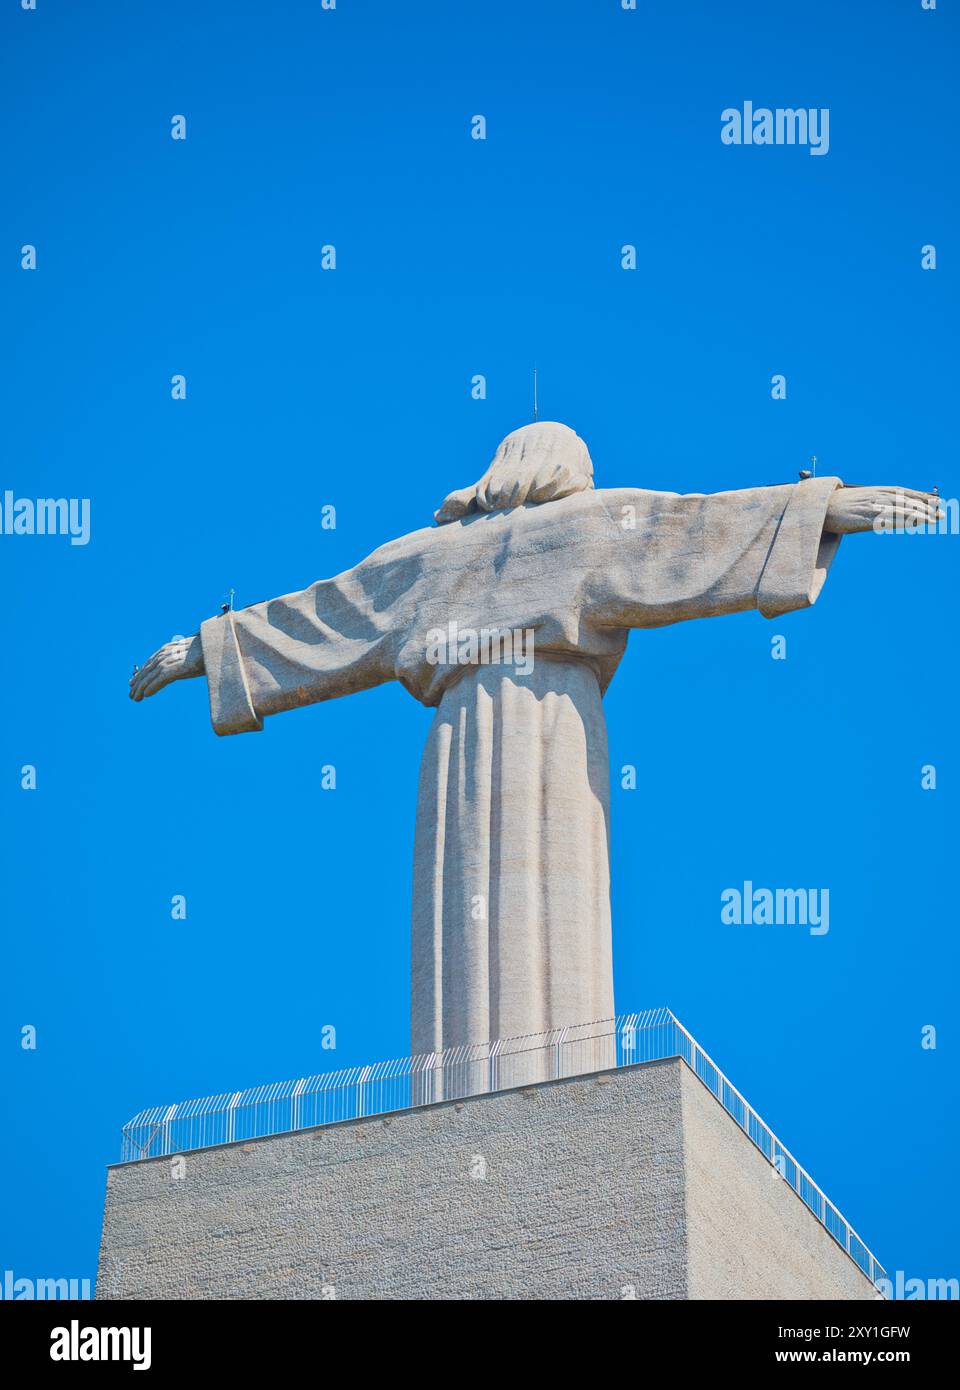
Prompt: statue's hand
<box><xmin>824</xmin><ymin>485</ymin><xmax>942</xmax><ymax>535</ymax></box>
<box><xmin>129</xmin><ymin>635</ymin><xmax>204</xmax><ymax>702</ymax></box>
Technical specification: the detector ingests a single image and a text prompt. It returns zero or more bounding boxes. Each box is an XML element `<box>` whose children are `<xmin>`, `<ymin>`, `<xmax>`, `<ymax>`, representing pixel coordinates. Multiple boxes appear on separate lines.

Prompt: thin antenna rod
<box><xmin>533</xmin><ymin>366</ymin><xmax>538</xmax><ymax>420</ymax></box>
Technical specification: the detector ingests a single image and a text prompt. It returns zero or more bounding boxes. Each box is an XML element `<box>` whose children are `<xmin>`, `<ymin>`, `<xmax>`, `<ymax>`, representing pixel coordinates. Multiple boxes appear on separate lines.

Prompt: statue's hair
<box><xmin>435</xmin><ymin>421</ymin><xmax>594</xmax><ymax>525</ymax></box>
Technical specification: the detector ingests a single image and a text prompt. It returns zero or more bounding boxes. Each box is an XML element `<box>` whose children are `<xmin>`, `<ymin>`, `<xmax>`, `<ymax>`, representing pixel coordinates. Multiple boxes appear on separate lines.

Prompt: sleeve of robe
<box><xmin>589</xmin><ymin>475</ymin><xmax>843</xmax><ymax>629</ymax></box>
<box><xmin>199</xmin><ymin>475</ymin><xmax>844</xmax><ymax>734</ymax></box>
<box><xmin>198</xmin><ymin>560</ymin><xmax>406</xmax><ymax>736</ymax></box>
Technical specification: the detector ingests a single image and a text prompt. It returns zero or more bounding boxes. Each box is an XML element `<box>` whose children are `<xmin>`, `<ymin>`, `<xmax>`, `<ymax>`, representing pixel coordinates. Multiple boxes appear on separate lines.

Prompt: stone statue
<box><xmin>130</xmin><ymin>422</ymin><xmax>939</xmax><ymax>1063</ymax></box>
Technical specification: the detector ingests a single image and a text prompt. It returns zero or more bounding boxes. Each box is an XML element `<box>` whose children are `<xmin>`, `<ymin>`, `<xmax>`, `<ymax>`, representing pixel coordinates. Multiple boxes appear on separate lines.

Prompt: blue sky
<box><xmin>2</xmin><ymin>0</ymin><xmax>957</xmax><ymax>1295</ymax></box>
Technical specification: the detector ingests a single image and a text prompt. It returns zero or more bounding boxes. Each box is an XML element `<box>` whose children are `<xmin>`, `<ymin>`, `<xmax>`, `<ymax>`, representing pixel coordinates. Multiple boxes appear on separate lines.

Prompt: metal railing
<box><xmin>119</xmin><ymin>1006</ymin><xmax>885</xmax><ymax>1289</ymax></box>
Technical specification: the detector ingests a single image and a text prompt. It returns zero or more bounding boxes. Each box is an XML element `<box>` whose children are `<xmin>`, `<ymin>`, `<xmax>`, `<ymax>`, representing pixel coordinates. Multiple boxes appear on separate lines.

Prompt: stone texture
<box><xmin>412</xmin><ymin>658</ymin><xmax>615</xmax><ymax>1055</ymax></box>
<box><xmin>97</xmin><ymin>1058</ymin><xmax>876</xmax><ymax>1301</ymax></box>
<box><xmin>678</xmin><ymin>1067</ymin><xmax>875</xmax><ymax>1300</ymax></box>
<box><xmin>133</xmin><ymin>423</ymin><xmax>940</xmax><ymax>1067</ymax></box>
<box><xmin>191</xmin><ymin>422</ymin><xmax>843</xmax><ymax>1059</ymax></box>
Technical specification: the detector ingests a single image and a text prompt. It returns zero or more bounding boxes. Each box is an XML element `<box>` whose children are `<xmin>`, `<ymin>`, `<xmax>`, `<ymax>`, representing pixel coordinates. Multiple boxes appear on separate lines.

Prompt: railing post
<box><xmin>555</xmin><ymin>1027</ymin><xmax>569</xmax><ymax>1079</ymax></box>
<box><xmin>291</xmin><ymin>1078</ymin><xmax>306</xmax><ymax>1132</ymax></box>
<box><xmin>160</xmin><ymin>1105</ymin><xmax>177</xmax><ymax>1156</ymax></box>
<box><xmin>488</xmin><ymin>1039</ymin><xmax>502</xmax><ymax>1094</ymax></box>
<box><xmin>227</xmin><ymin>1092</ymin><xmax>241</xmax><ymax>1144</ymax></box>
<box><xmin>356</xmin><ymin>1065</ymin><xmax>373</xmax><ymax>1118</ymax></box>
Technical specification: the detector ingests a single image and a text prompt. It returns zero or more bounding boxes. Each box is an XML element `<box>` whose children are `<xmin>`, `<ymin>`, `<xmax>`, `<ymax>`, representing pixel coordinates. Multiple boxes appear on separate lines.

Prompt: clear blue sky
<box><xmin>2</xmin><ymin>0</ymin><xmax>957</xmax><ymax>1296</ymax></box>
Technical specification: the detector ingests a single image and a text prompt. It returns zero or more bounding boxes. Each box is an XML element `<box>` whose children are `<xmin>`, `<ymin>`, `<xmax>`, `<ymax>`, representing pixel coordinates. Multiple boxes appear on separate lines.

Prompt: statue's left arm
<box><xmin>129</xmin><ymin>555</ymin><xmax>405</xmax><ymax>735</ymax></box>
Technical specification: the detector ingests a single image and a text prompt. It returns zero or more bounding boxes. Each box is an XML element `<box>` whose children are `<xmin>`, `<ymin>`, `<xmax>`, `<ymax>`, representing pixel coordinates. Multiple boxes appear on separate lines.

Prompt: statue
<box><xmin>129</xmin><ymin>421</ymin><xmax>939</xmax><ymax>1064</ymax></box>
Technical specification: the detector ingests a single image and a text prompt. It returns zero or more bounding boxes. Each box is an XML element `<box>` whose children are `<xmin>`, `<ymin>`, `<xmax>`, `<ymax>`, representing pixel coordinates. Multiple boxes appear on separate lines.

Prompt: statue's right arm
<box><xmin>823</xmin><ymin>485</ymin><xmax>940</xmax><ymax>534</ymax></box>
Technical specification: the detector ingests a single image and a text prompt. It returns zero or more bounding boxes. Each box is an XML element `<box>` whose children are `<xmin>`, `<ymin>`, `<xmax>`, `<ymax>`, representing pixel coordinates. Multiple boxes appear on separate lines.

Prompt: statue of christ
<box><xmin>129</xmin><ymin>422</ymin><xmax>939</xmax><ymax>1061</ymax></box>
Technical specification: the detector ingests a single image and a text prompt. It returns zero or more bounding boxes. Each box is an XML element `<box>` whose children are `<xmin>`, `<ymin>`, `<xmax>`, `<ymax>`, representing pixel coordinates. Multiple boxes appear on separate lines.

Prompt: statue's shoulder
<box><xmin>357</xmin><ymin>519</ymin><xmax>444</xmax><ymax>568</ymax></box>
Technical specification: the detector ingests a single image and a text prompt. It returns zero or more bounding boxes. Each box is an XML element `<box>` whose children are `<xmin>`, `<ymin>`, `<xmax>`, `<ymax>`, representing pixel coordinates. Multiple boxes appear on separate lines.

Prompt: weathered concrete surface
<box><xmin>97</xmin><ymin>1059</ymin><xmax>877</xmax><ymax>1301</ymax></box>
<box><xmin>132</xmin><ymin>421</ymin><xmax>856</xmax><ymax>1063</ymax></box>
<box><xmin>678</xmin><ymin>1067</ymin><xmax>875</xmax><ymax>1300</ymax></box>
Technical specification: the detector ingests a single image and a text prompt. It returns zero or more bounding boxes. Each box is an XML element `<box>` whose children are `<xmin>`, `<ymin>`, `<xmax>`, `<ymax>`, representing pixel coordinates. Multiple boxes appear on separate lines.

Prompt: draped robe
<box><xmin>199</xmin><ymin>478</ymin><xmax>843</xmax><ymax>1065</ymax></box>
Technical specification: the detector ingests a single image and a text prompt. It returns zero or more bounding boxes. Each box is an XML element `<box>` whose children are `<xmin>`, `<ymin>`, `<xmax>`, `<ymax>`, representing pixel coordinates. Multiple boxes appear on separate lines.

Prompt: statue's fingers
<box><xmin>131</xmin><ymin>659</ymin><xmax>166</xmax><ymax>699</ymax></box>
<box><xmin>871</xmin><ymin>487</ymin><xmax>929</xmax><ymax>504</ymax></box>
<box><xmin>144</xmin><ymin>650</ymin><xmax>170</xmax><ymax>678</ymax></box>
<box><xmin>133</xmin><ymin>665</ymin><xmax>157</xmax><ymax>698</ymax></box>
<box><xmin>130</xmin><ymin>667</ymin><xmax>154</xmax><ymax>696</ymax></box>
<box><xmin>895</xmin><ymin>490</ymin><xmax>940</xmax><ymax>512</ymax></box>
<box><xmin>883</xmin><ymin>504</ymin><xmax>935</xmax><ymax>529</ymax></box>
<box><xmin>905</xmin><ymin>498</ymin><xmax>939</xmax><ymax>520</ymax></box>
<box><xmin>138</xmin><ymin>669</ymin><xmax>169</xmax><ymax>699</ymax></box>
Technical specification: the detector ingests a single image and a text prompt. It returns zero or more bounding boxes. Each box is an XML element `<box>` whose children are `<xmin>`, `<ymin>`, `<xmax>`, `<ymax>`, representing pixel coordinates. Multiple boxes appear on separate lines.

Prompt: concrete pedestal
<box><xmin>96</xmin><ymin>1058</ymin><xmax>877</xmax><ymax>1301</ymax></box>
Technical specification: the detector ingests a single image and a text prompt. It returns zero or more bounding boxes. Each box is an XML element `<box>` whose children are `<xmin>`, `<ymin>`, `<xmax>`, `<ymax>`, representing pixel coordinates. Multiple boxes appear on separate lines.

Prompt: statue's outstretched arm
<box><xmin>129</xmin><ymin>633</ymin><xmax>203</xmax><ymax>702</ymax></box>
<box><xmin>129</xmin><ymin>554</ymin><xmax>401</xmax><ymax>728</ymax></box>
<box><xmin>823</xmin><ymin>485</ymin><xmax>940</xmax><ymax>535</ymax></box>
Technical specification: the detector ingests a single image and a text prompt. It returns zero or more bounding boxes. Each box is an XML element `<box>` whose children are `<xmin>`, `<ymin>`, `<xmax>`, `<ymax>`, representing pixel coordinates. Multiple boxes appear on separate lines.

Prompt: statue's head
<box><xmin>434</xmin><ymin>421</ymin><xmax>594</xmax><ymax>524</ymax></box>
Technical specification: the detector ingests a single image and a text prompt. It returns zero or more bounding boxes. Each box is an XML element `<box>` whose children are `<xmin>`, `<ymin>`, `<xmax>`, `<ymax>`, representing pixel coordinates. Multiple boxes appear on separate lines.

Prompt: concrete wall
<box><xmin>680</xmin><ymin>1067</ymin><xmax>876</xmax><ymax>1300</ymax></box>
<box><xmin>97</xmin><ymin>1059</ymin><xmax>876</xmax><ymax>1301</ymax></box>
